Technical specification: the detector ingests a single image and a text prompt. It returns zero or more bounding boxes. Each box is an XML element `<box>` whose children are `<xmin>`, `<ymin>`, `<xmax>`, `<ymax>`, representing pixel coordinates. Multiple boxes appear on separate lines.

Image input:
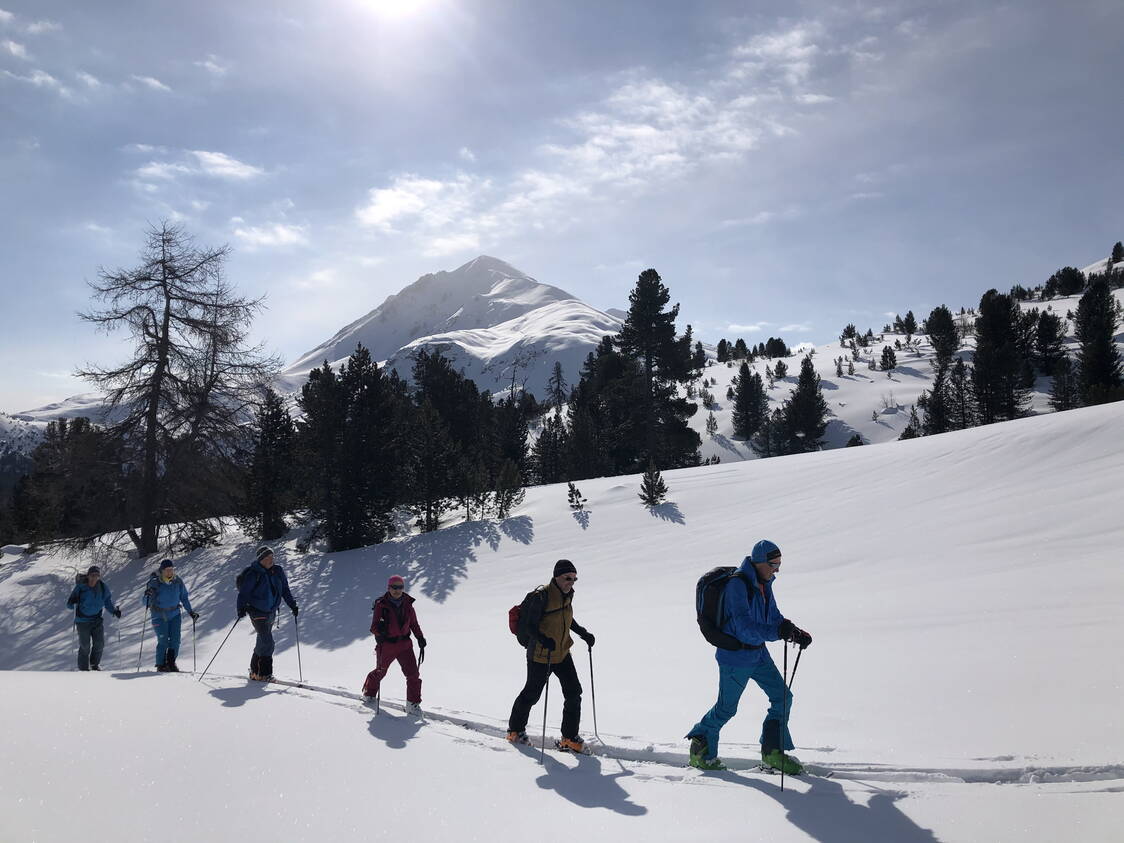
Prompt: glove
<box><xmin>144</xmin><ymin>587</ymin><xmax>155</xmax><ymax>599</ymax></box>
<box><xmin>189</xmin><ymin>611</ymin><xmax>200</xmax><ymax>622</ymax></box>
<box><xmin>778</xmin><ymin>619</ymin><xmax>812</xmax><ymax>650</ymax></box>
<box><xmin>792</xmin><ymin>628</ymin><xmax>813</xmax><ymax>650</ymax></box>
<box><xmin>237</xmin><ymin>607</ymin><xmax>247</xmax><ymax>619</ymax></box>
<box><xmin>416</xmin><ymin>636</ymin><xmax>427</xmax><ymax>649</ymax></box>
<box><xmin>418</xmin><ymin>640</ymin><xmax>426</xmax><ymax>665</ymax></box>
<box><xmin>292</xmin><ymin>606</ymin><xmax>299</xmax><ymax>617</ymax></box>
<box><xmin>777</xmin><ymin>619</ymin><xmax>795</xmax><ymax>641</ymax></box>
<box><xmin>67</xmin><ymin>597</ymin><xmax>77</xmax><ymax>608</ymax></box>
<box><xmin>112</xmin><ymin>608</ymin><xmax>122</xmax><ymax>619</ymax></box>
<box><xmin>578</xmin><ymin>630</ymin><xmax>596</xmax><ymax>648</ymax></box>
<box><xmin>538</xmin><ymin>635</ymin><xmax>556</xmax><ymax>651</ymax></box>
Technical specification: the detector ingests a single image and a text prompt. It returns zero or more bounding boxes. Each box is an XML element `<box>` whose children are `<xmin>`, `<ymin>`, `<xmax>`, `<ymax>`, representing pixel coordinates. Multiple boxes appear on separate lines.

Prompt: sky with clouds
<box><xmin>2</xmin><ymin>0</ymin><xmax>1122</xmax><ymax>409</ymax></box>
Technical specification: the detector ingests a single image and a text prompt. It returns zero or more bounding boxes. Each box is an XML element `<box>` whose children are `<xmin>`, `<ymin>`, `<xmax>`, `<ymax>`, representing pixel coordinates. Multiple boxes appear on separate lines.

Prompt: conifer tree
<box><xmin>1034</xmin><ymin>310</ymin><xmax>1066</xmax><ymax>374</ymax></box>
<box><xmin>919</xmin><ymin>365</ymin><xmax>950</xmax><ymax>436</ymax></box>
<box><xmin>548</xmin><ymin>361</ymin><xmax>568</xmax><ymax>412</ymax></box>
<box><xmin>752</xmin><ymin>408</ymin><xmax>788</xmax><ymax>458</ymax></box>
<box><xmin>971</xmin><ymin>289</ymin><xmax>1029</xmax><ymax>423</ymax></box>
<box><xmin>693</xmin><ymin>341</ymin><xmax>707</xmax><ymax>372</ymax></box>
<box><xmin>733</xmin><ymin>338</ymin><xmax>749</xmax><ymax>360</ymax></box>
<box><xmin>1074</xmin><ymin>279</ymin><xmax>1123</xmax><ymax>404</ymax></box>
<box><xmin>1048</xmin><ymin>357</ymin><xmax>1081</xmax><ymax>411</ymax></box>
<box><xmin>880</xmin><ymin>346</ymin><xmax>897</xmax><ymax>371</ymax></box>
<box><xmin>494</xmin><ymin>459</ymin><xmax>526</xmax><ymax>518</ymax></box>
<box><xmin>902</xmin><ymin>310</ymin><xmax>918</xmax><ymax>340</ymax></box>
<box><xmin>899</xmin><ymin>406</ymin><xmax>921</xmax><ymax>439</ymax></box>
<box><xmin>925</xmin><ymin>305</ymin><xmax>959</xmax><ymax>368</ymax></box>
<box><xmin>716</xmin><ymin>339</ymin><xmax>730</xmax><ymax>363</ymax></box>
<box><xmin>773</xmin><ymin>360</ymin><xmax>789</xmax><ymax>379</ymax></box>
<box><xmin>706</xmin><ymin>411</ymin><xmax>718</xmax><ymax>438</ymax></box>
<box><xmin>1112</xmin><ymin>241</ymin><xmax>1124</xmax><ymax>266</ymax></box>
<box><xmin>845</xmin><ymin>433</ymin><xmax>864</xmax><ymax>446</ymax></box>
<box><xmin>239</xmin><ymin>389</ymin><xmax>295</xmax><ymax>541</ymax></box>
<box><xmin>947</xmin><ymin>358</ymin><xmax>978</xmax><ymax>430</ymax></box>
<box><xmin>638</xmin><ymin>462</ymin><xmax>668</xmax><ymax>506</ymax></box>
<box><xmin>532</xmin><ymin>412</ymin><xmax>569</xmax><ymax>485</ymax></box>
<box><xmin>732</xmin><ymin>362</ymin><xmax>768</xmax><ymax>440</ymax></box>
<box><xmin>566</xmin><ymin>482</ymin><xmax>587</xmax><ymax>510</ymax></box>
<box><xmin>409</xmin><ymin>400</ymin><xmax>457</xmax><ymax>532</ymax></box>
<box><xmin>781</xmin><ymin>356</ymin><xmax>828</xmax><ymax>452</ymax></box>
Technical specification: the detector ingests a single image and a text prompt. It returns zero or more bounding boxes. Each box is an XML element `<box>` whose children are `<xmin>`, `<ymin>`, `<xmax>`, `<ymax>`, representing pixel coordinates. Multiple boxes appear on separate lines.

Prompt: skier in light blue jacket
<box><xmin>143</xmin><ymin>559</ymin><xmax>198</xmax><ymax>673</ymax></box>
<box><xmin>686</xmin><ymin>540</ymin><xmax>813</xmax><ymax>773</ymax></box>
<box><xmin>66</xmin><ymin>566</ymin><xmax>121</xmax><ymax>670</ymax></box>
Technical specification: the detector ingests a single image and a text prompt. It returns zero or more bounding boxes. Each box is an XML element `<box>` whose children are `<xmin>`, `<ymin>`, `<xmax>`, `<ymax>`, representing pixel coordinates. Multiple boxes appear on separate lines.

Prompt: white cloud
<box><xmin>135</xmin><ymin>161</ymin><xmax>192</xmax><ymax>180</ymax></box>
<box><xmin>0</xmin><ymin>9</ymin><xmax>13</xmax><ymax>26</ymax></box>
<box><xmin>26</xmin><ymin>20</ymin><xmax>61</xmax><ymax>35</ymax></box>
<box><xmin>732</xmin><ymin>23</ymin><xmax>823</xmax><ymax>86</ymax></box>
<box><xmin>728</xmin><ymin>322</ymin><xmax>771</xmax><ymax>333</ymax></box>
<box><xmin>194</xmin><ymin>54</ymin><xmax>228</xmax><ymax>76</ymax></box>
<box><xmin>191</xmin><ymin>150</ymin><xmax>265</xmax><ymax>180</ymax></box>
<box><xmin>795</xmin><ymin>93</ymin><xmax>834</xmax><ymax>104</ymax></box>
<box><xmin>291</xmin><ymin>268</ymin><xmax>336</xmax><ymax>291</ymax></box>
<box><xmin>356</xmin><ymin>173</ymin><xmax>484</xmax><ymax>232</ymax></box>
<box><xmin>76</xmin><ymin>72</ymin><xmax>101</xmax><ymax>89</ymax></box>
<box><xmin>2</xmin><ymin>67</ymin><xmax>68</xmax><ymax>96</ymax></box>
<box><xmin>458</xmin><ymin>146</ymin><xmax>476</xmax><ymax>163</ymax></box>
<box><xmin>233</xmin><ymin>222</ymin><xmax>309</xmax><ymax>248</ymax></box>
<box><xmin>425</xmin><ymin>232</ymin><xmax>481</xmax><ymax>257</ymax></box>
<box><xmin>84</xmin><ymin>222</ymin><xmax>112</xmax><ymax>236</ymax></box>
<box><xmin>779</xmin><ymin>323</ymin><xmax>813</xmax><ymax>332</ymax></box>
<box><xmin>131</xmin><ymin>74</ymin><xmax>171</xmax><ymax>92</ymax></box>
<box><xmin>2</xmin><ymin>38</ymin><xmax>28</xmax><ymax>59</ymax></box>
<box><xmin>850</xmin><ymin>191</ymin><xmax>884</xmax><ymax>200</ymax></box>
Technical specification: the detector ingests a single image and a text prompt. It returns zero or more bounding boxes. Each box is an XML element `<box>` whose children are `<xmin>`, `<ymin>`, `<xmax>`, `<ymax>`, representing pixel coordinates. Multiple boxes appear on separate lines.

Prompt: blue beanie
<box><xmin>158</xmin><ymin>558</ymin><xmax>174</xmax><ymax>571</ymax></box>
<box><xmin>750</xmin><ymin>540</ymin><xmax>782</xmax><ymax>564</ymax></box>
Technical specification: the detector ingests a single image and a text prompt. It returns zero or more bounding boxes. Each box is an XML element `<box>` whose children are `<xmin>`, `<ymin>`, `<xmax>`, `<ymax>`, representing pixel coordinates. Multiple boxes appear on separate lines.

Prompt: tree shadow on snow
<box><xmin>367</xmin><ymin>711</ymin><xmax>423</xmax><ymax>749</ymax></box>
<box><xmin>647</xmin><ymin>502</ymin><xmax>685</xmax><ymax>525</ymax></box>
<box><xmin>514</xmin><ymin>745</ymin><xmax>647</xmax><ymax>816</ymax></box>
<box><xmin>709</xmin><ymin>771</ymin><xmax>939</xmax><ymax>843</ymax></box>
<box><xmin>572</xmin><ymin>510</ymin><xmax>591</xmax><ymax>530</ymax></box>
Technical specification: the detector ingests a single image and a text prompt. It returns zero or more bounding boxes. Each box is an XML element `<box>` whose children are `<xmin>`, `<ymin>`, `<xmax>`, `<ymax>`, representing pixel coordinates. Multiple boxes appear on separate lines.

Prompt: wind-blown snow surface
<box><xmin>3</xmin><ymin>403</ymin><xmax>1123</xmax><ymax>840</ymax></box>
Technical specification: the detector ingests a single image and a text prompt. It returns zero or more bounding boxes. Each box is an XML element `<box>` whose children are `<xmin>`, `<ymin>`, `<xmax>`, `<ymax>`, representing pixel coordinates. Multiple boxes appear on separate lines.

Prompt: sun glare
<box><xmin>359</xmin><ymin>0</ymin><xmax>438</xmax><ymax>22</ymax></box>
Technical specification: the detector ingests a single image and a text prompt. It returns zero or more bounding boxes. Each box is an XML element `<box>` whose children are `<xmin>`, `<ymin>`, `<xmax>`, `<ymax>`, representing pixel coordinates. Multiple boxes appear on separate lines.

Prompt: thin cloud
<box><xmin>76</xmin><ymin>72</ymin><xmax>101</xmax><ymax>89</ymax></box>
<box><xmin>728</xmin><ymin>322</ymin><xmax>771</xmax><ymax>333</ymax></box>
<box><xmin>795</xmin><ymin>93</ymin><xmax>833</xmax><ymax>104</ymax></box>
<box><xmin>2</xmin><ymin>38</ymin><xmax>28</xmax><ymax>59</ymax></box>
<box><xmin>194</xmin><ymin>54</ymin><xmax>228</xmax><ymax>76</ymax></box>
<box><xmin>131</xmin><ymin>74</ymin><xmax>171</xmax><ymax>92</ymax></box>
<box><xmin>0</xmin><ymin>9</ymin><xmax>13</xmax><ymax>26</ymax></box>
<box><xmin>780</xmin><ymin>323</ymin><xmax>813</xmax><ymax>332</ymax></box>
<box><xmin>191</xmin><ymin>150</ymin><xmax>265</xmax><ymax>180</ymax></box>
<box><xmin>26</xmin><ymin>20</ymin><xmax>61</xmax><ymax>35</ymax></box>
<box><xmin>458</xmin><ymin>146</ymin><xmax>476</xmax><ymax>163</ymax></box>
<box><xmin>233</xmin><ymin>222</ymin><xmax>309</xmax><ymax>248</ymax></box>
<box><xmin>2</xmin><ymin>67</ymin><xmax>68</xmax><ymax>97</ymax></box>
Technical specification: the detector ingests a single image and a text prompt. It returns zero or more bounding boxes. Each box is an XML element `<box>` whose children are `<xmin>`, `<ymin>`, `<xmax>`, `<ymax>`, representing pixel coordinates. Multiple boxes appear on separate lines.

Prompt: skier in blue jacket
<box><xmin>143</xmin><ymin>558</ymin><xmax>198</xmax><ymax>673</ymax></box>
<box><xmin>236</xmin><ymin>546</ymin><xmax>299</xmax><ymax>681</ymax></box>
<box><xmin>66</xmin><ymin>566</ymin><xmax>121</xmax><ymax>670</ymax></box>
<box><xmin>686</xmin><ymin>540</ymin><xmax>813</xmax><ymax>773</ymax></box>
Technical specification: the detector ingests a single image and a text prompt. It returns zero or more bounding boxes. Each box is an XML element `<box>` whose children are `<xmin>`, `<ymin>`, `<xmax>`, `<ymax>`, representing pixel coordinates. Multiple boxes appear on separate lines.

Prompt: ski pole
<box><xmin>294</xmin><ymin>615</ymin><xmax>303</xmax><ymax>685</ymax></box>
<box><xmin>588</xmin><ymin>646</ymin><xmax>602</xmax><ymax>744</ymax></box>
<box><xmin>192</xmin><ymin>616</ymin><xmax>197</xmax><ymax>675</ymax></box>
<box><xmin>375</xmin><ymin>688</ymin><xmax>380</xmax><ymax>716</ymax></box>
<box><xmin>541</xmin><ymin>648</ymin><xmax>552</xmax><ymax>764</ymax></box>
<box><xmin>197</xmin><ymin>617</ymin><xmax>241</xmax><ymax>682</ymax></box>
<box><xmin>781</xmin><ymin>640</ymin><xmax>789</xmax><ymax>792</ymax></box>
<box><xmin>135</xmin><ymin>602</ymin><xmax>150</xmax><ymax>673</ymax></box>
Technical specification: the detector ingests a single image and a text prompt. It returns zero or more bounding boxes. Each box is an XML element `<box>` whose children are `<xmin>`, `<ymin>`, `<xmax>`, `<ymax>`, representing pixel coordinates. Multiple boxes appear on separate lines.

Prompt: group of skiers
<box><xmin>65</xmin><ymin>538</ymin><xmax>813</xmax><ymax>773</ymax></box>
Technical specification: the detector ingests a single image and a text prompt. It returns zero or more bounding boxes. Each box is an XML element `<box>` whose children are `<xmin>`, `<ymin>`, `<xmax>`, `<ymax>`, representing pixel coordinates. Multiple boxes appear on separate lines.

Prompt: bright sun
<box><xmin>360</xmin><ymin>0</ymin><xmax>438</xmax><ymax>21</ymax></box>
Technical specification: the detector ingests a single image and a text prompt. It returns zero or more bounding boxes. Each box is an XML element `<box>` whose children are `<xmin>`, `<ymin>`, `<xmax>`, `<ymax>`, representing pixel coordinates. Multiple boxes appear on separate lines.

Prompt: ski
<box><xmin>752</xmin><ymin>763</ymin><xmax>834</xmax><ymax>778</ymax></box>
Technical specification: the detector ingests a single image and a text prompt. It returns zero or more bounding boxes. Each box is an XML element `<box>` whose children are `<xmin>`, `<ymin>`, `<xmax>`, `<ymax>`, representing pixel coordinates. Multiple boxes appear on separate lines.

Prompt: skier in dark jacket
<box><xmin>143</xmin><ymin>558</ymin><xmax>198</xmax><ymax>673</ymax></box>
<box><xmin>686</xmin><ymin>540</ymin><xmax>813</xmax><ymax>772</ymax></box>
<box><xmin>507</xmin><ymin>559</ymin><xmax>595</xmax><ymax>753</ymax></box>
<box><xmin>236</xmin><ymin>546</ymin><xmax>298</xmax><ymax>681</ymax></box>
<box><xmin>66</xmin><ymin>566</ymin><xmax>121</xmax><ymax>671</ymax></box>
<box><xmin>362</xmin><ymin>575</ymin><xmax>426</xmax><ymax>716</ymax></box>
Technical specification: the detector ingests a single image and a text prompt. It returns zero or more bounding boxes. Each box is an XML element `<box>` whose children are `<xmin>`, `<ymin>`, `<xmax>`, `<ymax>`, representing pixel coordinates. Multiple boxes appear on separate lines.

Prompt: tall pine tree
<box><xmin>1074</xmin><ymin>279</ymin><xmax>1123</xmax><ymax>404</ymax></box>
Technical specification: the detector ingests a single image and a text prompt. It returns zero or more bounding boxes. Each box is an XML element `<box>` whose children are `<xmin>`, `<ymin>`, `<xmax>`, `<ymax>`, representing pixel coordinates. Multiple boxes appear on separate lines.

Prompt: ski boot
<box><xmin>405</xmin><ymin>702</ymin><xmax>423</xmax><ymax>717</ymax></box>
<box><xmin>555</xmin><ymin>736</ymin><xmax>587</xmax><ymax>754</ymax></box>
<box><xmin>506</xmin><ymin>730</ymin><xmax>531</xmax><ymax>745</ymax></box>
<box><xmin>164</xmin><ymin>649</ymin><xmax>179</xmax><ymax>673</ymax></box>
<box><xmin>761</xmin><ymin>749</ymin><xmax>804</xmax><ymax>775</ymax></box>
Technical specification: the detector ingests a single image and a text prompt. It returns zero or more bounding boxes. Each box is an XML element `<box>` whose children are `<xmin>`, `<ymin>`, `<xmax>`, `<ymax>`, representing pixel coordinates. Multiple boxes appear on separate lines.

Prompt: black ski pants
<box><xmin>76</xmin><ymin>617</ymin><xmax>105</xmax><ymax>670</ymax></box>
<box><xmin>509</xmin><ymin>652</ymin><xmax>582</xmax><ymax>739</ymax></box>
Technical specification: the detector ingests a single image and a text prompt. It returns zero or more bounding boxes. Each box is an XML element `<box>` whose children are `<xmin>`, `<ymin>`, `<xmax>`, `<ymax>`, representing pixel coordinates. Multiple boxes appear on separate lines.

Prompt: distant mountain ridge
<box><xmin>281</xmin><ymin>255</ymin><xmax>623</xmax><ymax>399</ymax></box>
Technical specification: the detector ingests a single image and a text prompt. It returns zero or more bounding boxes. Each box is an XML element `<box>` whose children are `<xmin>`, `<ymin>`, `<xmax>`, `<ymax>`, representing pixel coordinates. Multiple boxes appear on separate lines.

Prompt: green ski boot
<box><xmin>688</xmin><ymin>737</ymin><xmax>726</xmax><ymax>770</ymax></box>
<box><xmin>762</xmin><ymin>749</ymin><xmax>803</xmax><ymax>775</ymax></box>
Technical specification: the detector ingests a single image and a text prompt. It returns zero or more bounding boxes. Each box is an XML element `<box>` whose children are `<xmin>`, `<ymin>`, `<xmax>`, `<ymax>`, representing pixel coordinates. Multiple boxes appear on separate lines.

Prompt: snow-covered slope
<box><xmin>2</xmin><ymin>401</ymin><xmax>1122</xmax><ymax>841</ymax></box>
<box><xmin>283</xmin><ymin>256</ymin><xmax>622</xmax><ymax>398</ymax></box>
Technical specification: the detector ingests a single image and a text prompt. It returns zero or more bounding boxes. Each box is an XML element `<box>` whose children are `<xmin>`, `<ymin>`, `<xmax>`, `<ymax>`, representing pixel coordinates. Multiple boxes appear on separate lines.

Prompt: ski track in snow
<box><xmin>201</xmin><ymin>673</ymin><xmax>1124</xmax><ymax>789</ymax></box>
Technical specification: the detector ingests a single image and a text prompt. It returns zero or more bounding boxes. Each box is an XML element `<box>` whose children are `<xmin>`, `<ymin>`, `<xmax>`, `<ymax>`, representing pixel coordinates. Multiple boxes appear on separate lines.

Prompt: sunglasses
<box><xmin>767</xmin><ymin>560</ymin><xmax>782</xmax><ymax>568</ymax></box>
<box><xmin>561</xmin><ymin>576</ymin><xmax>578</xmax><ymax>583</ymax></box>
<box><xmin>389</xmin><ymin>585</ymin><xmax>405</xmax><ymax>590</ymax></box>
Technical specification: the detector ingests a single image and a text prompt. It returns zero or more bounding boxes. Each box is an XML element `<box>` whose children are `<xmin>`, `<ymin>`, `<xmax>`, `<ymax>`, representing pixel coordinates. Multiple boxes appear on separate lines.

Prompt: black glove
<box><xmin>778</xmin><ymin>619</ymin><xmax>795</xmax><ymax>641</ymax></box>
<box><xmin>792</xmin><ymin>628</ymin><xmax>813</xmax><ymax>650</ymax></box>
<box><xmin>67</xmin><ymin>597</ymin><xmax>77</xmax><ymax>608</ymax></box>
<box><xmin>579</xmin><ymin>630</ymin><xmax>596</xmax><ymax>648</ymax></box>
<box><xmin>291</xmin><ymin>605</ymin><xmax>299</xmax><ymax>617</ymax></box>
<box><xmin>144</xmin><ymin>587</ymin><xmax>155</xmax><ymax>599</ymax></box>
<box><xmin>417</xmin><ymin>636</ymin><xmax>427</xmax><ymax>649</ymax></box>
<box><xmin>189</xmin><ymin>611</ymin><xmax>200</xmax><ymax>622</ymax></box>
<box><xmin>237</xmin><ymin>607</ymin><xmax>247</xmax><ymax>619</ymax></box>
<box><xmin>112</xmin><ymin>608</ymin><xmax>122</xmax><ymax>619</ymax></box>
<box><xmin>538</xmin><ymin>635</ymin><xmax>556</xmax><ymax>651</ymax></box>
<box><xmin>778</xmin><ymin>619</ymin><xmax>812</xmax><ymax>650</ymax></box>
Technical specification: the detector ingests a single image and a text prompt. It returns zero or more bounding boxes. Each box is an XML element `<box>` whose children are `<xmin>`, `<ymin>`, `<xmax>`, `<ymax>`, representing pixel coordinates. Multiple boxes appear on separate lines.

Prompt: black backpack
<box><xmin>235</xmin><ymin>565</ymin><xmax>256</xmax><ymax>590</ymax></box>
<box><xmin>509</xmin><ymin>586</ymin><xmax>548</xmax><ymax>648</ymax></box>
<box><xmin>695</xmin><ymin>566</ymin><xmax>763</xmax><ymax>651</ymax></box>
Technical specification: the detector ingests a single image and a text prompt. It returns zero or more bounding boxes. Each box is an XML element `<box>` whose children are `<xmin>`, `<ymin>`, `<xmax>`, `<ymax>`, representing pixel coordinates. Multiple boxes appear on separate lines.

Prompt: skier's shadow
<box><xmin>207</xmin><ymin>682</ymin><xmax>273</xmax><ymax>708</ymax></box>
<box><xmin>367</xmin><ymin>711</ymin><xmax>423</xmax><ymax>749</ymax></box>
<box><xmin>515</xmin><ymin>745</ymin><xmax>647</xmax><ymax>816</ymax></box>
<box><xmin>710</xmin><ymin>770</ymin><xmax>939</xmax><ymax>843</ymax></box>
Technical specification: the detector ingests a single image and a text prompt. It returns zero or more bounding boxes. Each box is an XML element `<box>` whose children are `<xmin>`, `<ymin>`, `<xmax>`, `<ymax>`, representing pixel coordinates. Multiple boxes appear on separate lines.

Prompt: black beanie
<box><xmin>87</xmin><ymin>566</ymin><xmax>101</xmax><ymax>575</ymax></box>
<box><xmin>553</xmin><ymin>559</ymin><xmax>577</xmax><ymax>578</ymax></box>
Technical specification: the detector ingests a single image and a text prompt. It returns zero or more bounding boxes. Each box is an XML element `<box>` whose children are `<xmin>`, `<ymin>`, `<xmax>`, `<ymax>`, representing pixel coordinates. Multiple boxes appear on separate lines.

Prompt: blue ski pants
<box><xmin>76</xmin><ymin>617</ymin><xmax>105</xmax><ymax>670</ymax></box>
<box><xmin>151</xmin><ymin>612</ymin><xmax>182</xmax><ymax>666</ymax></box>
<box><xmin>688</xmin><ymin>658</ymin><xmax>793</xmax><ymax>761</ymax></box>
